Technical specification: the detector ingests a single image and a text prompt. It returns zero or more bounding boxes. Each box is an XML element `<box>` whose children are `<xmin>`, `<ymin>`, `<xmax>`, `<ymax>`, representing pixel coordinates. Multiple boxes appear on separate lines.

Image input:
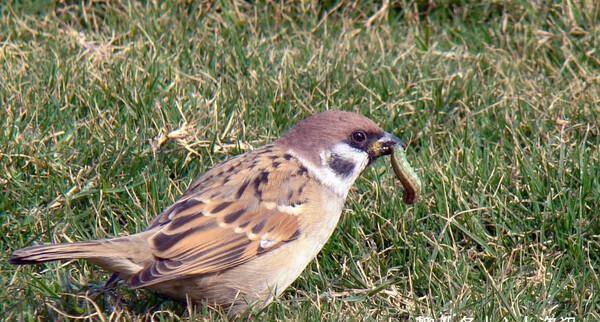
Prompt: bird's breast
<box><xmin>257</xmin><ymin>193</ymin><xmax>345</xmax><ymax>297</ymax></box>
<box><xmin>212</xmin><ymin>192</ymin><xmax>343</xmax><ymax>301</ymax></box>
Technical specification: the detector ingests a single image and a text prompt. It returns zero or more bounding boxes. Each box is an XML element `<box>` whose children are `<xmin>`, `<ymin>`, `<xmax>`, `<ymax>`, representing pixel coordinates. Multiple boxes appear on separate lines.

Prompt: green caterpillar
<box><xmin>390</xmin><ymin>147</ymin><xmax>422</xmax><ymax>204</ymax></box>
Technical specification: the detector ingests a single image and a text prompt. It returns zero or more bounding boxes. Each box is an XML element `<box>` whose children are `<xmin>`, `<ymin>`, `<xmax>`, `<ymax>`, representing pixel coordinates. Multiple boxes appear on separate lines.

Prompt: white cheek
<box><xmin>288</xmin><ymin>144</ymin><xmax>368</xmax><ymax>198</ymax></box>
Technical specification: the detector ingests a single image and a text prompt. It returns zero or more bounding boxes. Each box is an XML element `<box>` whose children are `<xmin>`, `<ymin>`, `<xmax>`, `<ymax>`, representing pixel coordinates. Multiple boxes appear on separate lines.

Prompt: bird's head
<box><xmin>276</xmin><ymin>110</ymin><xmax>405</xmax><ymax>197</ymax></box>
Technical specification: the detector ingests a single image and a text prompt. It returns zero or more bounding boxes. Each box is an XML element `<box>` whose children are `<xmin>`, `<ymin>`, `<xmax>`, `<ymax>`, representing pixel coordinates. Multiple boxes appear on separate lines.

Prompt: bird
<box><xmin>10</xmin><ymin>110</ymin><xmax>406</xmax><ymax>315</ymax></box>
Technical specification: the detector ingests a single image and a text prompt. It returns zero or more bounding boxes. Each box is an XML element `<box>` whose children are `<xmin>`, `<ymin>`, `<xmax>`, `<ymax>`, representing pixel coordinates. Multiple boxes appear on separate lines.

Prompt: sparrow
<box><xmin>10</xmin><ymin>110</ymin><xmax>407</xmax><ymax>315</ymax></box>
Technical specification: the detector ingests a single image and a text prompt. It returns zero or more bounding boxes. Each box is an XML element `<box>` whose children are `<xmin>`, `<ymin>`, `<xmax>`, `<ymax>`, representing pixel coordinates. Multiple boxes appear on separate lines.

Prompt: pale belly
<box><xmin>154</xmin><ymin>197</ymin><xmax>344</xmax><ymax>314</ymax></box>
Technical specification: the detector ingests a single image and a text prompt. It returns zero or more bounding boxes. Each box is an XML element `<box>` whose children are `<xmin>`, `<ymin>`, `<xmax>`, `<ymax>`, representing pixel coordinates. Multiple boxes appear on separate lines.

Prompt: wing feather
<box><xmin>129</xmin><ymin>146</ymin><xmax>308</xmax><ymax>288</ymax></box>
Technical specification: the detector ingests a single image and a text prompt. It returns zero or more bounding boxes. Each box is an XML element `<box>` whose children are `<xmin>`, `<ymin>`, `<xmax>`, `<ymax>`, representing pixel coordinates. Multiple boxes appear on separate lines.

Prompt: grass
<box><xmin>1</xmin><ymin>0</ymin><xmax>598</xmax><ymax>320</ymax></box>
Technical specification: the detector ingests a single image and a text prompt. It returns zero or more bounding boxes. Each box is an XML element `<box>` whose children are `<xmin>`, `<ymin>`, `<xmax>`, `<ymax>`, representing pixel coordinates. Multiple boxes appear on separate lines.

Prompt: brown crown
<box><xmin>275</xmin><ymin>110</ymin><xmax>384</xmax><ymax>164</ymax></box>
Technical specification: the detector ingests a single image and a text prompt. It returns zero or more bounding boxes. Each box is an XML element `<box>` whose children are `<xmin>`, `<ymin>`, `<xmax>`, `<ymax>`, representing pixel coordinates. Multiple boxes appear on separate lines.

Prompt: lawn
<box><xmin>1</xmin><ymin>1</ymin><xmax>598</xmax><ymax>321</ymax></box>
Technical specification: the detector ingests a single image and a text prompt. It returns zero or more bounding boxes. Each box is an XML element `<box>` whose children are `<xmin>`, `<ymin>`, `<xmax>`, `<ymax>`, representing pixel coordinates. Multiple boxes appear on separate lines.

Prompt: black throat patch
<box><xmin>328</xmin><ymin>154</ymin><xmax>355</xmax><ymax>177</ymax></box>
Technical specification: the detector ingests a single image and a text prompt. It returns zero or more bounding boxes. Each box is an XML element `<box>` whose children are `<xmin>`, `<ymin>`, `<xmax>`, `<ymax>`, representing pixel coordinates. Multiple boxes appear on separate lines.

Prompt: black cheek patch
<box><xmin>328</xmin><ymin>155</ymin><xmax>355</xmax><ymax>177</ymax></box>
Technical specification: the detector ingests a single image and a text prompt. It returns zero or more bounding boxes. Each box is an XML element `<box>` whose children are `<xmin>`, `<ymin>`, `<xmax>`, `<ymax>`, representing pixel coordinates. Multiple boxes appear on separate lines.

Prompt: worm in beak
<box><xmin>390</xmin><ymin>146</ymin><xmax>422</xmax><ymax>204</ymax></box>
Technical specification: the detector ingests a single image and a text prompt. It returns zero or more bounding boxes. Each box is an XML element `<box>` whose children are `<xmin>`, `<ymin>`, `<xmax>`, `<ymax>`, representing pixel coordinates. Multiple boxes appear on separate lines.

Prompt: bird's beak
<box><xmin>368</xmin><ymin>132</ymin><xmax>405</xmax><ymax>159</ymax></box>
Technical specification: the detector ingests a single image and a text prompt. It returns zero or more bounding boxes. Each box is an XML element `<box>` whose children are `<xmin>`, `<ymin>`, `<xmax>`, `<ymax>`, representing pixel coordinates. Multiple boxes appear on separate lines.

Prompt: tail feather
<box><xmin>10</xmin><ymin>241</ymin><xmax>113</xmax><ymax>265</ymax></box>
<box><xmin>10</xmin><ymin>233</ymin><xmax>154</xmax><ymax>277</ymax></box>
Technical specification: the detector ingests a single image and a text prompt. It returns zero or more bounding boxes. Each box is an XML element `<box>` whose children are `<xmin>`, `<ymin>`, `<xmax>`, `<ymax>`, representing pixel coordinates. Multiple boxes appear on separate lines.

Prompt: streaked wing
<box><xmin>129</xmin><ymin>145</ymin><xmax>309</xmax><ymax>288</ymax></box>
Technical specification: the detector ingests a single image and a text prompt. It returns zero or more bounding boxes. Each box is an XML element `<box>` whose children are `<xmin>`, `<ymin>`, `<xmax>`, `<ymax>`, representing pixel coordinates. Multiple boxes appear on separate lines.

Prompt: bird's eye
<box><xmin>351</xmin><ymin>131</ymin><xmax>367</xmax><ymax>143</ymax></box>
